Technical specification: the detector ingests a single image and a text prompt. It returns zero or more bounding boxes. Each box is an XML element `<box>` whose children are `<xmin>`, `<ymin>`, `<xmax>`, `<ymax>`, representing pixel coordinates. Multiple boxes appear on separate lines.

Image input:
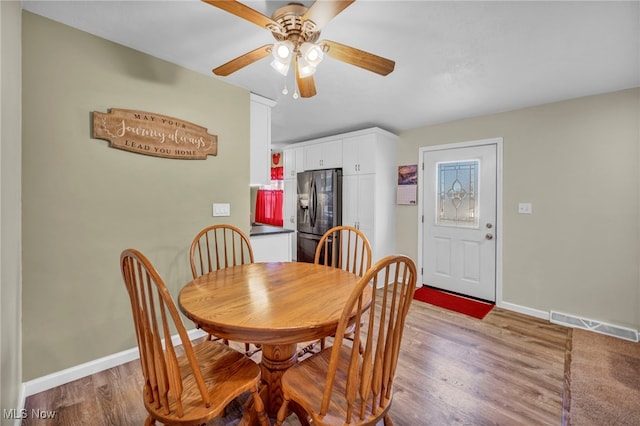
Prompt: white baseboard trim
<box><xmin>22</xmin><ymin>328</ymin><xmax>208</xmax><ymax>398</ymax></box>
<box><xmin>22</xmin><ymin>347</ymin><xmax>140</xmax><ymax>398</ymax></box>
<box><xmin>498</xmin><ymin>301</ymin><xmax>549</xmax><ymax>320</ymax></box>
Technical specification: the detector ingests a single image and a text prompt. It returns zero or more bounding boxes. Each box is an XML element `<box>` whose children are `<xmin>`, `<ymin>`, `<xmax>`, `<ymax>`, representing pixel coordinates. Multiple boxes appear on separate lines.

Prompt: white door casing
<box><xmin>419</xmin><ymin>139</ymin><xmax>502</xmax><ymax>302</ymax></box>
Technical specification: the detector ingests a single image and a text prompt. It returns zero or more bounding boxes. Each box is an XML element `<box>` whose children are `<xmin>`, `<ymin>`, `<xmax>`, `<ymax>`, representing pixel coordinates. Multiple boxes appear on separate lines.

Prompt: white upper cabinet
<box><xmin>250</xmin><ymin>94</ymin><xmax>276</xmax><ymax>186</ymax></box>
<box><xmin>303</xmin><ymin>139</ymin><xmax>342</xmax><ymax>170</ymax></box>
<box><xmin>283</xmin><ymin>146</ymin><xmax>303</xmax><ymax>179</ymax></box>
<box><xmin>342</xmin><ymin>134</ymin><xmax>377</xmax><ymax>175</ymax></box>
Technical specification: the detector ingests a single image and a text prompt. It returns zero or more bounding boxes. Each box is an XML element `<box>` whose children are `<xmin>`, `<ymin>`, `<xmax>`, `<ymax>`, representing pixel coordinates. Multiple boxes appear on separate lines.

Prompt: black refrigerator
<box><xmin>297</xmin><ymin>168</ymin><xmax>342</xmax><ymax>263</ymax></box>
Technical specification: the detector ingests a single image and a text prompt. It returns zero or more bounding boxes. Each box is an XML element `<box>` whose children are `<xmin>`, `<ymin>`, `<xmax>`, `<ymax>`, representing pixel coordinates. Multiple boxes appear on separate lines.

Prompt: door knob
<box><xmin>485</xmin><ymin>233</ymin><xmax>494</xmax><ymax>240</ymax></box>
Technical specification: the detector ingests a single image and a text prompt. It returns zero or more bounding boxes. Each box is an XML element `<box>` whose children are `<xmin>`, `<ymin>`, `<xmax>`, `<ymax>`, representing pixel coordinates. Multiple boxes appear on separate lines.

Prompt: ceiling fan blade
<box><xmin>295</xmin><ymin>61</ymin><xmax>317</xmax><ymax>98</ymax></box>
<box><xmin>202</xmin><ymin>0</ymin><xmax>282</xmax><ymax>32</ymax></box>
<box><xmin>212</xmin><ymin>44</ymin><xmax>272</xmax><ymax>76</ymax></box>
<box><xmin>302</xmin><ymin>0</ymin><xmax>355</xmax><ymax>31</ymax></box>
<box><xmin>321</xmin><ymin>40</ymin><xmax>395</xmax><ymax>76</ymax></box>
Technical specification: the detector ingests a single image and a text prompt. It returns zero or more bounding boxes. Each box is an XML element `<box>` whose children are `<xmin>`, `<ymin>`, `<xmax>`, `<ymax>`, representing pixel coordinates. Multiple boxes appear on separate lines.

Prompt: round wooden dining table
<box><xmin>178</xmin><ymin>261</ymin><xmax>370</xmax><ymax>423</ymax></box>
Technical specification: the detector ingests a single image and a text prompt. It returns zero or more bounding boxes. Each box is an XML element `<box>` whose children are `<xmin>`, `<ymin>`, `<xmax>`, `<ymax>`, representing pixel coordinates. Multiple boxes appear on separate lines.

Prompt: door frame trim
<box><xmin>417</xmin><ymin>138</ymin><xmax>504</xmax><ymax>306</ymax></box>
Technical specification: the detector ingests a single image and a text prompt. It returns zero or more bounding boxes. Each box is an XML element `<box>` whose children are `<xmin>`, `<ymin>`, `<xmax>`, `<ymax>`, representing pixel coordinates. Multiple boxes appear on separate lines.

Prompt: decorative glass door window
<box><xmin>436</xmin><ymin>160</ymin><xmax>479</xmax><ymax>227</ymax></box>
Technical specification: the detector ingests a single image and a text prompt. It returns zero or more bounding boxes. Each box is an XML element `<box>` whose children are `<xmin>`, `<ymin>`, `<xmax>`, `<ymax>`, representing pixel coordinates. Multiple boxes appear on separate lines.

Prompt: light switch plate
<box><xmin>518</xmin><ymin>203</ymin><xmax>532</xmax><ymax>214</ymax></box>
<box><xmin>212</xmin><ymin>203</ymin><xmax>230</xmax><ymax>217</ymax></box>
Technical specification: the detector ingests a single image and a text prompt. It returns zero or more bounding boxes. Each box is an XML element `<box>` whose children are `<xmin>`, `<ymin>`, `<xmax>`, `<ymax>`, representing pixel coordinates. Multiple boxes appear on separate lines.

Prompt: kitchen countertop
<box><xmin>250</xmin><ymin>223</ymin><xmax>295</xmax><ymax>237</ymax></box>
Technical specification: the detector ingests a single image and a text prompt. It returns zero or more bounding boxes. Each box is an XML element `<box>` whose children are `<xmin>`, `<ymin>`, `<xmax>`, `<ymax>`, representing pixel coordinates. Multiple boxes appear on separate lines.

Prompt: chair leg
<box><xmin>274</xmin><ymin>397</ymin><xmax>291</xmax><ymax>426</ymax></box>
<box><xmin>383</xmin><ymin>413</ymin><xmax>394</xmax><ymax>426</ymax></box>
<box><xmin>245</xmin><ymin>343</ymin><xmax>263</xmax><ymax>357</ymax></box>
<box><xmin>297</xmin><ymin>341</ymin><xmax>319</xmax><ymax>357</ymax></box>
<box><xmin>144</xmin><ymin>415</ymin><xmax>155</xmax><ymax>426</ymax></box>
<box><xmin>205</xmin><ymin>331</ymin><xmax>226</xmax><ymax>343</ymax></box>
<box><xmin>249</xmin><ymin>387</ymin><xmax>269</xmax><ymax>426</ymax></box>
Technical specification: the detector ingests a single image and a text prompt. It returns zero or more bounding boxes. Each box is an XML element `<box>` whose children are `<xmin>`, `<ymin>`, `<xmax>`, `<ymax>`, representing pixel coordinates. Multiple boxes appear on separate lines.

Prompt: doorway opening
<box><xmin>417</xmin><ymin>138</ymin><xmax>503</xmax><ymax>304</ymax></box>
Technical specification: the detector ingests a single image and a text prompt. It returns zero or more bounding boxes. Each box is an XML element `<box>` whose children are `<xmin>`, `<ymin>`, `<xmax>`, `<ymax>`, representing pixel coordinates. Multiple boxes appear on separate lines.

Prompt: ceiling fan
<box><xmin>202</xmin><ymin>0</ymin><xmax>395</xmax><ymax>98</ymax></box>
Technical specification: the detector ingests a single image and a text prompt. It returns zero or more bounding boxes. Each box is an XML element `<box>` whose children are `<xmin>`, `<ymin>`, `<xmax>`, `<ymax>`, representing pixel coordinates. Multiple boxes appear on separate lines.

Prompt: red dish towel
<box><xmin>271</xmin><ymin>166</ymin><xmax>284</xmax><ymax>181</ymax></box>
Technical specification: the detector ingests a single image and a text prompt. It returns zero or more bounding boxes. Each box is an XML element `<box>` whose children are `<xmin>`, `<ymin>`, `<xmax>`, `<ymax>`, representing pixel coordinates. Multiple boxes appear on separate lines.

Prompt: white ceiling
<box><xmin>22</xmin><ymin>1</ymin><xmax>640</xmax><ymax>145</ymax></box>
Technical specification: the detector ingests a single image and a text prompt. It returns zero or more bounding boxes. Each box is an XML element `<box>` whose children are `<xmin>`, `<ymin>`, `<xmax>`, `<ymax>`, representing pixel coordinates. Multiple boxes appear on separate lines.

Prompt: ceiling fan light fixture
<box><xmin>270</xmin><ymin>41</ymin><xmax>294</xmax><ymax>76</ymax></box>
<box><xmin>300</xmin><ymin>42</ymin><xmax>324</xmax><ymax>67</ymax></box>
<box><xmin>270</xmin><ymin>58</ymin><xmax>290</xmax><ymax>76</ymax></box>
<box><xmin>272</xmin><ymin>41</ymin><xmax>293</xmax><ymax>61</ymax></box>
<box><xmin>297</xmin><ymin>56</ymin><xmax>317</xmax><ymax>78</ymax></box>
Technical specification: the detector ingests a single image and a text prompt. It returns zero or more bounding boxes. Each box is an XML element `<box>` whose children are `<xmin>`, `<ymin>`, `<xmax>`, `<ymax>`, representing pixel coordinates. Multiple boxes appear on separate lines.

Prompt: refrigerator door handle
<box><xmin>310</xmin><ymin>178</ymin><xmax>318</xmax><ymax>227</ymax></box>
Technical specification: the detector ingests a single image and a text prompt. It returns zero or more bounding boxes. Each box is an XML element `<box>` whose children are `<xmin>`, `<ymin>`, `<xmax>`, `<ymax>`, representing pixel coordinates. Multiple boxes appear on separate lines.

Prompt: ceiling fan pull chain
<box><xmin>293</xmin><ymin>76</ymin><xmax>300</xmax><ymax>100</ymax></box>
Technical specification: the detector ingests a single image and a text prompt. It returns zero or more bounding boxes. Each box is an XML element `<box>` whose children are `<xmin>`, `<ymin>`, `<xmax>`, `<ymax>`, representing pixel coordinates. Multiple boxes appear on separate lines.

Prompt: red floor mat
<box><xmin>413</xmin><ymin>286</ymin><xmax>494</xmax><ymax>319</ymax></box>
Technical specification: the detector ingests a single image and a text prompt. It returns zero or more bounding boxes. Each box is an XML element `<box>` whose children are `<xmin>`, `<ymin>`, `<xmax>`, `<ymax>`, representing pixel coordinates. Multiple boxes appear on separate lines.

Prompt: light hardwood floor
<box><xmin>23</xmin><ymin>300</ymin><xmax>570</xmax><ymax>425</ymax></box>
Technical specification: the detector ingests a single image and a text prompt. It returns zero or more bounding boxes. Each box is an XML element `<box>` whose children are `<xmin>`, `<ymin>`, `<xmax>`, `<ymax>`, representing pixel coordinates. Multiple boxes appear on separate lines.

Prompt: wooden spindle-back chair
<box><xmin>189</xmin><ymin>224</ymin><xmax>254</xmax><ymax>278</ymax></box>
<box><xmin>276</xmin><ymin>255</ymin><xmax>417</xmax><ymax>426</ymax></box>
<box><xmin>298</xmin><ymin>225</ymin><xmax>372</xmax><ymax>355</ymax></box>
<box><xmin>120</xmin><ymin>249</ymin><xmax>268</xmax><ymax>426</ymax></box>
<box><xmin>189</xmin><ymin>224</ymin><xmax>258</xmax><ymax>355</ymax></box>
<box><xmin>314</xmin><ymin>225</ymin><xmax>372</xmax><ymax>277</ymax></box>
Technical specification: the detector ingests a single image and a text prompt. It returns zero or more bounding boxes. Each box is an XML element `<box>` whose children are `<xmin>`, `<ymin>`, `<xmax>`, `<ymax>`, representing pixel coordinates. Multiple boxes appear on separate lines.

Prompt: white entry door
<box><xmin>422</xmin><ymin>143</ymin><xmax>497</xmax><ymax>302</ymax></box>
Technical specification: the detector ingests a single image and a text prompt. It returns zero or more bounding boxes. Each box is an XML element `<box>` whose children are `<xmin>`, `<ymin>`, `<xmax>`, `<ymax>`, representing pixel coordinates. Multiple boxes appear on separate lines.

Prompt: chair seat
<box><xmin>282</xmin><ymin>346</ymin><xmax>392</xmax><ymax>425</ymax></box>
<box><xmin>145</xmin><ymin>339</ymin><xmax>262</xmax><ymax>426</ymax></box>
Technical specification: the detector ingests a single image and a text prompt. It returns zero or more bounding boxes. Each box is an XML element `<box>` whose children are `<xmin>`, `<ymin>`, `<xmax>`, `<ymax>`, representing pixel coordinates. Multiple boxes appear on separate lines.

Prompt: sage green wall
<box><xmin>1</xmin><ymin>1</ymin><xmax>23</xmax><ymax>417</ymax></box>
<box><xmin>22</xmin><ymin>12</ymin><xmax>251</xmax><ymax>380</ymax></box>
<box><xmin>397</xmin><ymin>88</ymin><xmax>640</xmax><ymax>330</ymax></box>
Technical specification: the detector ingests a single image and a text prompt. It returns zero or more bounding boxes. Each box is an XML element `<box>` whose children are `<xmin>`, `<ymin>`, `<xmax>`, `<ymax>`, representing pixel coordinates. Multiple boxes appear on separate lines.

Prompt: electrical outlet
<box><xmin>212</xmin><ymin>203</ymin><xmax>230</xmax><ymax>217</ymax></box>
<box><xmin>518</xmin><ymin>203</ymin><xmax>532</xmax><ymax>214</ymax></box>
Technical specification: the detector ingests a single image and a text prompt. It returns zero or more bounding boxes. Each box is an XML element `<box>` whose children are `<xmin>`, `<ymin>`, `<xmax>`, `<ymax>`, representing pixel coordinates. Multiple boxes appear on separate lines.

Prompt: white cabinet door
<box><xmin>283</xmin><ymin>178</ymin><xmax>298</xmax><ymax>260</ymax></box>
<box><xmin>321</xmin><ymin>139</ymin><xmax>343</xmax><ymax>169</ymax></box>
<box><xmin>342</xmin><ymin>134</ymin><xmax>376</xmax><ymax>175</ymax></box>
<box><xmin>342</xmin><ymin>173</ymin><xmax>375</xmax><ymax>251</ymax></box>
<box><xmin>303</xmin><ymin>139</ymin><xmax>342</xmax><ymax>170</ymax></box>
<box><xmin>249</xmin><ymin>94</ymin><xmax>276</xmax><ymax>185</ymax></box>
<box><xmin>283</xmin><ymin>178</ymin><xmax>297</xmax><ymax>230</ymax></box>
<box><xmin>304</xmin><ymin>144</ymin><xmax>323</xmax><ymax>170</ymax></box>
<box><xmin>251</xmin><ymin>233</ymin><xmax>292</xmax><ymax>262</ymax></box>
<box><xmin>283</xmin><ymin>148</ymin><xmax>296</xmax><ymax>179</ymax></box>
<box><xmin>357</xmin><ymin>174</ymin><xmax>375</xmax><ymax>236</ymax></box>
<box><xmin>342</xmin><ymin>175</ymin><xmax>359</xmax><ymax>229</ymax></box>
<box><xmin>283</xmin><ymin>147</ymin><xmax>303</xmax><ymax>179</ymax></box>
<box><xmin>342</xmin><ymin>137</ymin><xmax>359</xmax><ymax>175</ymax></box>
<box><xmin>250</xmin><ymin>99</ymin><xmax>272</xmax><ymax>186</ymax></box>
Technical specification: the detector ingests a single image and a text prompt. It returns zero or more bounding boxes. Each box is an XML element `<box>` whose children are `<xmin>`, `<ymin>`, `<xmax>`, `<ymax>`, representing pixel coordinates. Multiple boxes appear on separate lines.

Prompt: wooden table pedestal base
<box><xmin>242</xmin><ymin>343</ymin><xmax>310</xmax><ymax>426</ymax></box>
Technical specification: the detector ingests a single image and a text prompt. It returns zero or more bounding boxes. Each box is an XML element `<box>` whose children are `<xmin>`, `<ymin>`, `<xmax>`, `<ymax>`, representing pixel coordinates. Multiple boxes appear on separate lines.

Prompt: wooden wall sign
<box><xmin>92</xmin><ymin>108</ymin><xmax>217</xmax><ymax>159</ymax></box>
